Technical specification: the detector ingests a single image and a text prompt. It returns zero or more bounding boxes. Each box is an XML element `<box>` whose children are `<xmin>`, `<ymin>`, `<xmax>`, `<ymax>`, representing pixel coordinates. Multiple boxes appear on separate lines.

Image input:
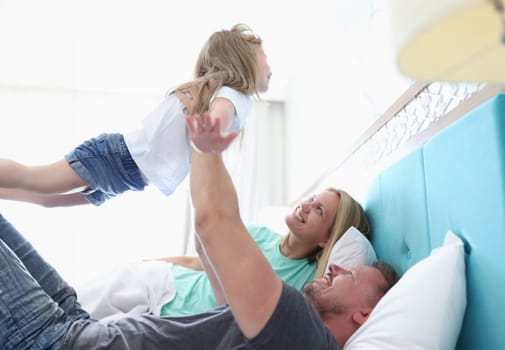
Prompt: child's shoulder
<box><xmin>213</xmin><ymin>86</ymin><xmax>251</xmax><ymax>104</ymax></box>
<box><xmin>214</xmin><ymin>86</ymin><xmax>245</xmax><ymax>96</ymax></box>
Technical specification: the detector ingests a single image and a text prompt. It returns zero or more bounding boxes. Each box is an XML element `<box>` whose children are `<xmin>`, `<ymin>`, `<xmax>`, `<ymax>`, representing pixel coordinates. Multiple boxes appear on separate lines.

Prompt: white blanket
<box><xmin>76</xmin><ymin>260</ymin><xmax>176</xmax><ymax>322</ymax></box>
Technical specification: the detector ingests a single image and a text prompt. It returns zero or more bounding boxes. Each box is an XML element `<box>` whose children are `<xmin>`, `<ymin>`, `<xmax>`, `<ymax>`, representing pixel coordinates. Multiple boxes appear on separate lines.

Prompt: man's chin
<box><xmin>303</xmin><ymin>281</ymin><xmax>321</xmax><ymax>300</ymax></box>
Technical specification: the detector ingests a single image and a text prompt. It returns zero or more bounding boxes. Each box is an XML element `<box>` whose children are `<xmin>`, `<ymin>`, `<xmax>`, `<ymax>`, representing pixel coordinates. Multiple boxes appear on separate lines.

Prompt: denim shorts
<box><xmin>64</xmin><ymin>133</ymin><xmax>147</xmax><ymax>206</ymax></box>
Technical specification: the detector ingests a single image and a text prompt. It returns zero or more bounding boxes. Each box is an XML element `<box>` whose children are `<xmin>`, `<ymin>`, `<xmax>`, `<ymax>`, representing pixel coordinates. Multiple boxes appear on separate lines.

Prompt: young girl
<box><xmin>0</xmin><ymin>24</ymin><xmax>271</xmax><ymax>206</ymax></box>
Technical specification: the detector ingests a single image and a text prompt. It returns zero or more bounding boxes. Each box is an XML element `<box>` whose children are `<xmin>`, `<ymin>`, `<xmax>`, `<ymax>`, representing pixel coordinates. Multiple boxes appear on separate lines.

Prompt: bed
<box><xmin>302</xmin><ymin>81</ymin><xmax>505</xmax><ymax>349</ymax></box>
<box><xmin>78</xmin><ymin>81</ymin><xmax>505</xmax><ymax>349</ymax></box>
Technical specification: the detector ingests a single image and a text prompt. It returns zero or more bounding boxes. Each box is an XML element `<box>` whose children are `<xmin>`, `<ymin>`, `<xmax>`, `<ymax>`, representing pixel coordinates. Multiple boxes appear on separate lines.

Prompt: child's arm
<box><xmin>178</xmin><ymin>89</ymin><xmax>238</xmax><ymax>153</ymax></box>
<box><xmin>208</xmin><ymin>97</ymin><xmax>235</xmax><ymax>134</ymax></box>
<box><xmin>186</xmin><ymin>113</ymin><xmax>237</xmax><ymax>154</ymax></box>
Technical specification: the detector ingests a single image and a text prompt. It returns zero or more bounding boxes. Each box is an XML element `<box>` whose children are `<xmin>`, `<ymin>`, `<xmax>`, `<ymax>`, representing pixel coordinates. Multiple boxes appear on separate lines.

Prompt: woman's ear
<box><xmin>318</xmin><ymin>240</ymin><xmax>328</xmax><ymax>248</ymax></box>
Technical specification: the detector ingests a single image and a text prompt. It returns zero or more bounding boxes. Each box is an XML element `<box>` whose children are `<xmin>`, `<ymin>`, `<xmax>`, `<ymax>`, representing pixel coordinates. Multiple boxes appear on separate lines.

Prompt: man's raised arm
<box><xmin>188</xmin><ymin>113</ymin><xmax>282</xmax><ymax>339</ymax></box>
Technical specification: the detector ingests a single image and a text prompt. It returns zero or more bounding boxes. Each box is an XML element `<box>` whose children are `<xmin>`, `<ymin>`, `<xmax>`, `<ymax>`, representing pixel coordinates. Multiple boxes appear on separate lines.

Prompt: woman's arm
<box><xmin>194</xmin><ymin>234</ymin><xmax>227</xmax><ymax>305</ymax></box>
<box><xmin>147</xmin><ymin>255</ymin><xmax>203</xmax><ymax>270</ymax></box>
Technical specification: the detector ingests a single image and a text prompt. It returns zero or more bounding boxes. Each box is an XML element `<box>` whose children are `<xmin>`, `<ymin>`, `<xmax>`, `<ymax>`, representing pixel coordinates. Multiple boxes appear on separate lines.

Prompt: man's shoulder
<box><xmin>247</xmin><ymin>283</ymin><xmax>340</xmax><ymax>349</ymax></box>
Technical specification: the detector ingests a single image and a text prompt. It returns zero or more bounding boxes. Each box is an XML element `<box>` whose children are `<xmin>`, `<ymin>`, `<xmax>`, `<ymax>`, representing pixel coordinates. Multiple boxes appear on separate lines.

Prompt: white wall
<box><xmin>281</xmin><ymin>1</ymin><xmax>411</xmax><ymax>202</ymax></box>
<box><xmin>0</xmin><ymin>87</ymin><xmax>190</xmax><ymax>285</ymax></box>
<box><xmin>0</xmin><ymin>0</ymin><xmax>411</xmax><ymax>201</ymax></box>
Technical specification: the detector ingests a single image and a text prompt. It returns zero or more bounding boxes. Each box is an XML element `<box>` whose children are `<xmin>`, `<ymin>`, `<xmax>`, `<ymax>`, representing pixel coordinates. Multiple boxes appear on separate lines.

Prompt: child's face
<box><xmin>256</xmin><ymin>45</ymin><xmax>272</xmax><ymax>93</ymax></box>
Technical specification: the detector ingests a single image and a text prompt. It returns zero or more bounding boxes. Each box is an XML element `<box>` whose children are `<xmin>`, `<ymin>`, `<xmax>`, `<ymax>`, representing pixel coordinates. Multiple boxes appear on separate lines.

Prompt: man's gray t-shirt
<box><xmin>63</xmin><ymin>283</ymin><xmax>341</xmax><ymax>349</ymax></box>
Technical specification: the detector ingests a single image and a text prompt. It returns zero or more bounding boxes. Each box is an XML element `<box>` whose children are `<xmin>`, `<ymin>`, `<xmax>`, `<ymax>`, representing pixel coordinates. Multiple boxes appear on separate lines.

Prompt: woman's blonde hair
<box><xmin>315</xmin><ymin>188</ymin><xmax>370</xmax><ymax>278</ymax></box>
<box><xmin>284</xmin><ymin>188</ymin><xmax>370</xmax><ymax>279</ymax></box>
<box><xmin>172</xmin><ymin>24</ymin><xmax>262</xmax><ymax>115</ymax></box>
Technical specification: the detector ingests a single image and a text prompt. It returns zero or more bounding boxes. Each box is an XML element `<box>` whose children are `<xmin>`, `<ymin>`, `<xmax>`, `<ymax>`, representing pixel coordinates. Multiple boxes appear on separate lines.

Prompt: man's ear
<box><xmin>352</xmin><ymin>308</ymin><xmax>372</xmax><ymax>326</ymax></box>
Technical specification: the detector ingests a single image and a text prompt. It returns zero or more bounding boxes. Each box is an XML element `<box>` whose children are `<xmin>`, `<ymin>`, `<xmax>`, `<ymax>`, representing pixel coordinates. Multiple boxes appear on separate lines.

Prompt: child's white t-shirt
<box><xmin>124</xmin><ymin>86</ymin><xmax>252</xmax><ymax>196</ymax></box>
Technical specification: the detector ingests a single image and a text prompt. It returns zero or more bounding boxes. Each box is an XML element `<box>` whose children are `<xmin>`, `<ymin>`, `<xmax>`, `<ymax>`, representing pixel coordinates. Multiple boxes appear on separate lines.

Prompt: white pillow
<box><xmin>326</xmin><ymin>226</ymin><xmax>377</xmax><ymax>271</ymax></box>
<box><xmin>344</xmin><ymin>230</ymin><xmax>467</xmax><ymax>350</ymax></box>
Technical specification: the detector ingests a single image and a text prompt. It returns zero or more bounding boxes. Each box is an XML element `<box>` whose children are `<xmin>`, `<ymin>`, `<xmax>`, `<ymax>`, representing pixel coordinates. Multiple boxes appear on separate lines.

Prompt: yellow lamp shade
<box><xmin>390</xmin><ymin>0</ymin><xmax>505</xmax><ymax>82</ymax></box>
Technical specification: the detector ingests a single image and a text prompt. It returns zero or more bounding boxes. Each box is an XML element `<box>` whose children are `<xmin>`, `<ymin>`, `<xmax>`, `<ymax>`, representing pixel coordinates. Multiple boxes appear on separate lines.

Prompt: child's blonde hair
<box><xmin>174</xmin><ymin>24</ymin><xmax>262</xmax><ymax>115</ymax></box>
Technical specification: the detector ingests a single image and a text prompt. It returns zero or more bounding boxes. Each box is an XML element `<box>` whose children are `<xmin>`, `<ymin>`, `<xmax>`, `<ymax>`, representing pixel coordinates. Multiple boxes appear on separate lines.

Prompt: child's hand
<box><xmin>186</xmin><ymin>112</ymin><xmax>237</xmax><ymax>153</ymax></box>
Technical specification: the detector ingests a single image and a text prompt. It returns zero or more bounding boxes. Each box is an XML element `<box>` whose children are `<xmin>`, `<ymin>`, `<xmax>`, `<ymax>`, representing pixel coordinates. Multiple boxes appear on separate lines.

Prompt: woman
<box><xmin>141</xmin><ymin>187</ymin><xmax>369</xmax><ymax>317</ymax></box>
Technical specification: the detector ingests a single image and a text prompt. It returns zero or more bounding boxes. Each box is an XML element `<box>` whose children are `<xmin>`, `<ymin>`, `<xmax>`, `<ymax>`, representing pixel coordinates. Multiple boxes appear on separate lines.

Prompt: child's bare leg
<box><xmin>0</xmin><ymin>188</ymin><xmax>89</xmax><ymax>207</ymax></box>
<box><xmin>0</xmin><ymin>158</ymin><xmax>87</xmax><ymax>194</ymax></box>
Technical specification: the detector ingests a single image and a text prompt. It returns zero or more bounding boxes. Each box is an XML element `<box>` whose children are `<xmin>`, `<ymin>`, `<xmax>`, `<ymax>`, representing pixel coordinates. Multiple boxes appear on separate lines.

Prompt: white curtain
<box><xmin>183</xmin><ymin>99</ymin><xmax>285</xmax><ymax>254</ymax></box>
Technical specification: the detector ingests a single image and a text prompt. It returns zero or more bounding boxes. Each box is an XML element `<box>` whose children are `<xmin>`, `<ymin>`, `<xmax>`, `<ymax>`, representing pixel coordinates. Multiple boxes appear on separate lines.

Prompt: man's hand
<box><xmin>186</xmin><ymin>112</ymin><xmax>238</xmax><ymax>153</ymax></box>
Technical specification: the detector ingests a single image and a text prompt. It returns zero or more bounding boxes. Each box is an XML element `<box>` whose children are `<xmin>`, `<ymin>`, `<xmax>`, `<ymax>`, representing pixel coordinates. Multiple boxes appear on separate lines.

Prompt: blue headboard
<box><xmin>364</xmin><ymin>93</ymin><xmax>505</xmax><ymax>349</ymax></box>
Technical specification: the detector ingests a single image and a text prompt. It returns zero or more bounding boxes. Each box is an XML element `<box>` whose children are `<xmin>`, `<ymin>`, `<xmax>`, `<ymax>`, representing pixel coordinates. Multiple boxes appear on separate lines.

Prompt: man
<box><xmin>0</xmin><ymin>113</ymin><xmax>397</xmax><ymax>349</ymax></box>
<box><xmin>185</xmin><ymin>112</ymin><xmax>398</xmax><ymax>348</ymax></box>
